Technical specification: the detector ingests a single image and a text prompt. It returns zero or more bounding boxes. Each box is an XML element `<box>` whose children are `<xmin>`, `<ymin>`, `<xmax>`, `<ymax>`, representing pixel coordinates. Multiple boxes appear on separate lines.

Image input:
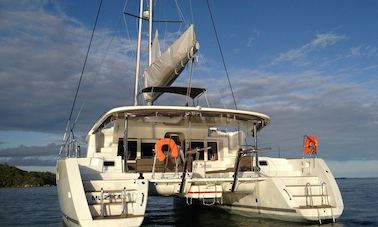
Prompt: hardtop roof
<box><xmin>89</xmin><ymin>105</ymin><xmax>270</xmax><ymax>134</ymax></box>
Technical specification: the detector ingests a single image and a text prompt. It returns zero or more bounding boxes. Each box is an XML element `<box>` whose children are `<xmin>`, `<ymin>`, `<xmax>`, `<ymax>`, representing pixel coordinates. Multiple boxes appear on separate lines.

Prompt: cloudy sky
<box><xmin>0</xmin><ymin>0</ymin><xmax>377</xmax><ymax>177</ymax></box>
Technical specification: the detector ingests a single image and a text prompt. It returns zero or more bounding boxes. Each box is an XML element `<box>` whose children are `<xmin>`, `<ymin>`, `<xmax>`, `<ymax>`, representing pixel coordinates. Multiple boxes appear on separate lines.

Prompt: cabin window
<box><xmin>164</xmin><ymin>132</ymin><xmax>183</xmax><ymax>146</ymax></box>
<box><xmin>207</xmin><ymin>141</ymin><xmax>218</xmax><ymax>161</ymax></box>
<box><xmin>117</xmin><ymin>139</ymin><xmax>137</xmax><ymax>160</ymax></box>
<box><xmin>190</xmin><ymin>141</ymin><xmax>204</xmax><ymax>160</ymax></box>
<box><xmin>141</xmin><ymin>142</ymin><xmax>155</xmax><ymax>159</ymax></box>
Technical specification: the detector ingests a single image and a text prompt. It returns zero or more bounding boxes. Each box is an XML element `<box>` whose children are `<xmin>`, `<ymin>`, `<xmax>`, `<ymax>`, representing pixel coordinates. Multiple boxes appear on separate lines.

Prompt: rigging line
<box><xmin>64</xmin><ymin>0</ymin><xmax>103</xmax><ymax>134</ymax></box>
<box><xmin>122</xmin><ymin>0</ymin><xmax>136</xmax><ymax>60</ymax></box>
<box><xmin>69</xmin><ymin>102</ymin><xmax>85</xmax><ymax>137</ymax></box>
<box><xmin>174</xmin><ymin>0</ymin><xmax>186</xmax><ymax>31</ymax></box>
<box><xmin>99</xmin><ymin>12</ymin><xmax>123</xmax><ymax>70</ymax></box>
<box><xmin>204</xmin><ymin>92</ymin><xmax>210</xmax><ymax>107</ymax></box>
<box><xmin>123</xmin><ymin>12</ymin><xmax>182</xmax><ymax>23</ymax></box>
<box><xmin>185</xmin><ymin>58</ymin><xmax>195</xmax><ymax>106</ymax></box>
<box><xmin>62</xmin><ymin>101</ymin><xmax>84</xmax><ymax>149</ymax></box>
<box><xmin>122</xmin><ymin>0</ymin><xmax>134</xmax><ymax>56</ymax></box>
<box><xmin>67</xmin><ymin>0</ymin><xmax>122</xmax><ymax>144</ymax></box>
<box><xmin>123</xmin><ymin>0</ymin><xmax>146</xmax><ymax>104</ymax></box>
<box><xmin>206</xmin><ymin>0</ymin><xmax>238</xmax><ymax>110</ymax></box>
<box><xmin>189</xmin><ymin>0</ymin><xmax>195</xmax><ymax>24</ymax></box>
<box><xmin>122</xmin><ymin>13</ymin><xmax>136</xmax><ymax>59</ymax></box>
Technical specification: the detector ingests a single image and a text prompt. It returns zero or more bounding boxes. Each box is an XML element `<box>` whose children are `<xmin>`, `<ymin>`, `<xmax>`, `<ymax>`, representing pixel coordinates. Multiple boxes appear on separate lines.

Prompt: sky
<box><xmin>0</xmin><ymin>0</ymin><xmax>377</xmax><ymax>177</ymax></box>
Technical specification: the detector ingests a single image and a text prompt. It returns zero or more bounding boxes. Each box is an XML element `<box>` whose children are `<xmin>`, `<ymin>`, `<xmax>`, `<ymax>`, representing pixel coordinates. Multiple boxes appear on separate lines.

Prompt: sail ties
<box><xmin>176</xmin><ymin>42</ymin><xmax>198</xmax><ymax>73</ymax></box>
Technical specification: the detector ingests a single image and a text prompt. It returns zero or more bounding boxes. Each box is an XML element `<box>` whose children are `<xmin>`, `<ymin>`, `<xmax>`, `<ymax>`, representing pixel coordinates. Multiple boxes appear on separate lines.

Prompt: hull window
<box><xmin>103</xmin><ymin>161</ymin><xmax>115</xmax><ymax>166</ymax></box>
<box><xmin>259</xmin><ymin>160</ymin><xmax>268</xmax><ymax>166</ymax></box>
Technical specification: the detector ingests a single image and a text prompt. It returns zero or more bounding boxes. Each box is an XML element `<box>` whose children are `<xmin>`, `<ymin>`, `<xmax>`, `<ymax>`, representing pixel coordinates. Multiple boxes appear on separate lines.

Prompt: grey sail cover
<box><xmin>143</xmin><ymin>24</ymin><xmax>199</xmax><ymax>103</ymax></box>
<box><xmin>151</xmin><ymin>30</ymin><xmax>161</xmax><ymax>63</ymax></box>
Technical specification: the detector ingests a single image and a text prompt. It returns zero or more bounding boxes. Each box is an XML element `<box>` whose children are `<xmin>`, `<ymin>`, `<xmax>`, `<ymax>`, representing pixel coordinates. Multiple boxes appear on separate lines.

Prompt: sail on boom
<box><xmin>143</xmin><ymin>25</ymin><xmax>199</xmax><ymax>103</ymax></box>
<box><xmin>151</xmin><ymin>30</ymin><xmax>161</xmax><ymax>63</ymax></box>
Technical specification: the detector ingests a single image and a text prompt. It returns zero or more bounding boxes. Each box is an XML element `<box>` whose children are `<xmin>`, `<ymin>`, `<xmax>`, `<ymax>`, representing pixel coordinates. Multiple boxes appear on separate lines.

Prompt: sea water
<box><xmin>0</xmin><ymin>178</ymin><xmax>377</xmax><ymax>226</ymax></box>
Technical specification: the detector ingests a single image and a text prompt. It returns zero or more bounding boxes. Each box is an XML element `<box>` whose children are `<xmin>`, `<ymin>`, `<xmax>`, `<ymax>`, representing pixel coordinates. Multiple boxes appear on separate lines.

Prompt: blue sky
<box><xmin>0</xmin><ymin>0</ymin><xmax>377</xmax><ymax>177</ymax></box>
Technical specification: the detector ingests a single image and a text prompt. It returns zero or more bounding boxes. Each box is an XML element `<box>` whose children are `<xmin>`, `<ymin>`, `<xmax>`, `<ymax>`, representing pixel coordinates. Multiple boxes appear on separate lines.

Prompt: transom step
<box><xmin>89</xmin><ymin>203</ymin><xmax>135</xmax><ymax>217</ymax></box>
<box><xmin>86</xmin><ymin>191</ymin><xmax>137</xmax><ymax>205</ymax></box>
<box><xmin>82</xmin><ymin>179</ymin><xmax>142</xmax><ymax>218</ymax></box>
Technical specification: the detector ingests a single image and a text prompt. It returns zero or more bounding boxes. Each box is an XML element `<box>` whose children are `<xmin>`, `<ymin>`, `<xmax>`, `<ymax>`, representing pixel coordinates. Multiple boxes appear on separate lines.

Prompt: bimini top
<box><xmin>141</xmin><ymin>86</ymin><xmax>206</xmax><ymax>99</ymax></box>
<box><xmin>89</xmin><ymin>105</ymin><xmax>271</xmax><ymax>134</ymax></box>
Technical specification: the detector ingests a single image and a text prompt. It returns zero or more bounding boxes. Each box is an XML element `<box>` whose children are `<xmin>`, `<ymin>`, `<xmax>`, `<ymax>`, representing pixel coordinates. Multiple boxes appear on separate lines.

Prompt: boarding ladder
<box><xmin>304</xmin><ymin>182</ymin><xmax>335</xmax><ymax>224</ymax></box>
<box><xmin>185</xmin><ymin>182</ymin><xmax>223</xmax><ymax>206</ymax></box>
<box><xmin>284</xmin><ymin>176</ymin><xmax>335</xmax><ymax>224</ymax></box>
<box><xmin>83</xmin><ymin>180</ymin><xmax>139</xmax><ymax>219</ymax></box>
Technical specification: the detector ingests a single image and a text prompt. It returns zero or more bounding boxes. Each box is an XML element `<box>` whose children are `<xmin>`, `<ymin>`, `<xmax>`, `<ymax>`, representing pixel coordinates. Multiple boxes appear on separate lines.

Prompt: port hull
<box><xmin>57</xmin><ymin>158</ymin><xmax>148</xmax><ymax>227</ymax></box>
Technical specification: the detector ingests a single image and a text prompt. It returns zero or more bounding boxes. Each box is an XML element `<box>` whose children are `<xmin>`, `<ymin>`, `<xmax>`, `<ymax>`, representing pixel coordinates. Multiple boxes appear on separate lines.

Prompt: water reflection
<box><xmin>3</xmin><ymin>178</ymin><xmax>376</xmax><ymax>226</ymax></box>
<box><xmin>142</xmin><ymin>196</ymin><xmax>345</xmax><ymax>227</ymax></box>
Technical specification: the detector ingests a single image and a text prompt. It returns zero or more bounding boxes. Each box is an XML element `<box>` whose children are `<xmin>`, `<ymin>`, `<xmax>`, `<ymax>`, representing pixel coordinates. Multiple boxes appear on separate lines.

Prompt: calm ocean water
<box><xmin>0</xmin><ymin>178</ymin><xmax>377</xmax><ymax>226</ymax></box>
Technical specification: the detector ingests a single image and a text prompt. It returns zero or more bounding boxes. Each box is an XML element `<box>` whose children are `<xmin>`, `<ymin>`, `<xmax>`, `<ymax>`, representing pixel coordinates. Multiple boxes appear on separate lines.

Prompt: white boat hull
<box><xmin>56</xmin><ymin>158</ymin><xmax>148</xmax><ymax>227</ymax></box>
<box><xmin>215</xmin><ymin>158</ymin><xmax>343</xmax><ymax>223</ymax></box>
<box><xmin>144</xmin><ymin>157</ymin><xmax>343</xmax><ymax>223</ymax></box>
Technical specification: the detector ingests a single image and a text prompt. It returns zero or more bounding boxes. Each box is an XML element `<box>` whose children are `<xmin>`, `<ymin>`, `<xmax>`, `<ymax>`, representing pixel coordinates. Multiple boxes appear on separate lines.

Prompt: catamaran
<box><xmin>57</xmin><ymin>1</ymin><xmax>343</xmax><ymax>226</ymax></box>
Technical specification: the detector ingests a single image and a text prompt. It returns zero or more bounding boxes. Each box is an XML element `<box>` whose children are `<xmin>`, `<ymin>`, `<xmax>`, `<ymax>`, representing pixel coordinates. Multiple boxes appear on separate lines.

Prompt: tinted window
<box><xmin>128</xmin><ymin>141</ymin><xmax>137</xmax><ymax>160</ymax></box>
<box><xmin>117</xmin><ymin>139</ymin><xmax>137</xmax><ymax>160</ymax></box>
<box><xmin>207</xmin><ymin>142</ymin><xmax>218</xmax><ymax>161</ymax></box>
<box><xmin>191</xmin><ymin>141</ymin><xmax>204</xmax><ymax>160</ymax></box>
<box><xmin>141</xmin><ymin>143</ymin><xmax>155</xmax><ymax>159</ymax></box>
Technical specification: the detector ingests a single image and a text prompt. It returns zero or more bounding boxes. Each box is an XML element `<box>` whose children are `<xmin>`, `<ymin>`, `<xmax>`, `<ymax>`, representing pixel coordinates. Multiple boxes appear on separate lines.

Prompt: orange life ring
<box><xmin>155</xmin><ymin>138</ymin><xmax>179</xmax><ymax>161</ymax></box>
<box><xmin>304</xmin><ymin>135</ymin><xmax>318</xmax><ymax>154</ymax></box>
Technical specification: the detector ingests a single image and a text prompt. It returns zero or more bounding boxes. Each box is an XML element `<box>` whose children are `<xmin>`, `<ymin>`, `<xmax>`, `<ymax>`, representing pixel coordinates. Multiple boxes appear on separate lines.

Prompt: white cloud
<box><xmin>196</xmin><ymin>68</ymin><xmax>378</xmax><ymax>162</ymax></box>
<box><xmin>0</xmin><ymin>143</ymin><xmax>59</xmax><ymax>166</ymax></box>
<box><xmin>0</xmin><ymin>1</ymin><xmax>139</xmax><ymax>133</ymax></box>
<box><xmin>363</xmin><ymin>64</ymin><xmax>378</xmax><ymax>71</ymax></box>
<box><xmin>0</xmin><ymin>143</ymin><xmax>59</xmax><ymax>157</ymax></box>
<box><xmin>247</xmin><ymin>29</ymin><xmax>260</xmax><ymax>48</ymax></box>
<box><xmin>348</xmin><ymin>45</ymin><xmax>378</xmax><ymax>58</ymax></box>
<box><xmin>0</xmin><ymin>1</ymin><xmax>199</xmax><ymax>134</ymax></box>
<box><xmin>1</xmin><ymin>1</ymin><xmax>377</xmax><ymax>176</ymax></box>
<box><xmin>270</xmin><ymin>33</ymin><xmax>346</xmax><ymax>65</ymax></box>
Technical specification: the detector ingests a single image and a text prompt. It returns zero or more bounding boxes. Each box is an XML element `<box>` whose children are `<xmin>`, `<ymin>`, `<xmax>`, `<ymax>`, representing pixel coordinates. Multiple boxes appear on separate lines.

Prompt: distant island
<box><xmin>0</xmin><ymin>163</ymin><xmax>56</xmax><ymax>188</ymax></box>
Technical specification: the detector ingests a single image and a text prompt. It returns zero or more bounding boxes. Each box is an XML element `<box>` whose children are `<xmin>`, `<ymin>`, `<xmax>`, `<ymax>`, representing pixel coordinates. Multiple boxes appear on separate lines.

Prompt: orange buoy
<box><xmin>155</xmin><ymin>138</ymin><xmax>179</xmax><ymax>161</ymax></box>
<box><xmin>304</xmin><ymin>135</ymin><xmax>318</xmax><ymax>154</ymax></box>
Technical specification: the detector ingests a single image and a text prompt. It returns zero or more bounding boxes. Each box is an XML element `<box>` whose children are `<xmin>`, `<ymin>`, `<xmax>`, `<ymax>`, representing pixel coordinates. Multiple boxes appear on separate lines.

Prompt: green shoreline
<box><xmin>0</xmin><ymin>163</ymin><xmax>56</xmax><ymax>188</ymax></box>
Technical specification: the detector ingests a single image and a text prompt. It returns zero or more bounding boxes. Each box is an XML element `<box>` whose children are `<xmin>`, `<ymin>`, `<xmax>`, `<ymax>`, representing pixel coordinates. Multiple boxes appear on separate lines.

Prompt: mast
<box><xmin>134</xmin><ymin>0</ymin><xmax>144</xmax><ymax>106</ymax></box>
<box><xmin>148</xmin><ymin>0</ymin><xmax>153</xmax><ymax>66</ymax></box>
<box><xmin>146</xmin><ymin>0</ymin><xmax>153</xmax><ymax>106</ymax></box>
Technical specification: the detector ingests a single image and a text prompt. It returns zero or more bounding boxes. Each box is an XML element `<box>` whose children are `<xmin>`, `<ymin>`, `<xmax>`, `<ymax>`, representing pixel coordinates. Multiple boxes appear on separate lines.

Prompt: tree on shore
<box><xmin>0</xmin><ymin>163</ymin><xmax>56</xmax><ymax>187</ymax></box>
